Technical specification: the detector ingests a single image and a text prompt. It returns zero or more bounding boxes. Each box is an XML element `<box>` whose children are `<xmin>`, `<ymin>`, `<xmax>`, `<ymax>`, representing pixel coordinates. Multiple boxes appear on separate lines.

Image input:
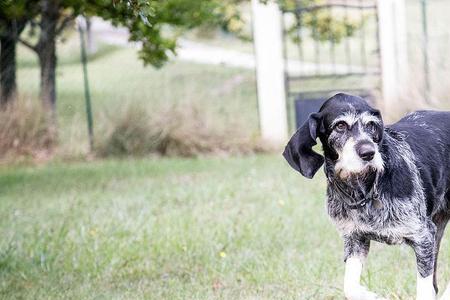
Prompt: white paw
<box><xmin>344</xmin><ymin>285</ymin><xmax>387</xmax><ymax>300</ymax></box>
<box><xmin>417</xmin><ymin>292</ymin><xmax>435</xmax><ymax>300</ymax></box>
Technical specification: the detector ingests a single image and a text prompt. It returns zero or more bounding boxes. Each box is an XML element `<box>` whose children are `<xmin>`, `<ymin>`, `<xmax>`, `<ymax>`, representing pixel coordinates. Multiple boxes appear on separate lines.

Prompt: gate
<box><xmin>281</xmin><ymin>0</ymin><xmax>381</xmax><ymax>129</ymax></box>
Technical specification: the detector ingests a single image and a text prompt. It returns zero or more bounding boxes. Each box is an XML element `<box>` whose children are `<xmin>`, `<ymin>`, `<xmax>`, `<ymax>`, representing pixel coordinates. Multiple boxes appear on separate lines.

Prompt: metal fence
<box><xmin>281</xmin><ymin>0</ymin><xmax>381</xmax><ymax>129</ymax></box>
<box><xmin>407</xmin><ymin>0</ymin><xmax>450</xmax><ymax>105</ymax></box>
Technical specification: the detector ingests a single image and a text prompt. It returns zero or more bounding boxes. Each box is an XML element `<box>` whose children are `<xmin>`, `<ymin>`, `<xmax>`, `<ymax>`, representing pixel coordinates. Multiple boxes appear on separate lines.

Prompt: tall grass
<box><xmin>17</xmin><ymin>43</ymin><xmax>261</xmax><ymax>159</ymax></box>
<box><xmin>0</xmin><ymin>97</ymin><xmax>54</xmax><ymax>161</ymax></box>
<box><xmin>95</xmin><ymin>102</ymin><xmax>269</xmax><ymax>157</ymax></box>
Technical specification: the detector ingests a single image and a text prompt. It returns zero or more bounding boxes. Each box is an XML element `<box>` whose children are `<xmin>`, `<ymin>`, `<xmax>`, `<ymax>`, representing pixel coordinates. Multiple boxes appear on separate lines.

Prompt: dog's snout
<box><xmin>356</xmin><ymin>142</ymin><xmax>375</xmax><ymax>161</ymax></box>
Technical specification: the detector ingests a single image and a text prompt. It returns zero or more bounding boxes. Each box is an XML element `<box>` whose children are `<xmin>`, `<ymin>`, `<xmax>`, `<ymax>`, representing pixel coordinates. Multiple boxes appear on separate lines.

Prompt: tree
<box><xmin>6</xmin><ymin>0</ymin><xmax>241</xmax><ymax>116</ymax></box>
<box><xmin>0</xmin><ymin>19</ymin><xmax>25</xmax><ymax>105</ymax></box>
<box><xmin>0</xmin><ymin>0</ymin><xmax>358</xmax><ymax>114</ymax></box>
<box><xmin>0</xmin><ymin>1</ymin><xmax>36</xmax><ymax>105</ymax></box>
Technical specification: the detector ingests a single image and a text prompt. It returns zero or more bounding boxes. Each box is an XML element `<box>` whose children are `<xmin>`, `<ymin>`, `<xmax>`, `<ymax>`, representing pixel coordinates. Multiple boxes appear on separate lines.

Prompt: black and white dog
<box><xmin>283</xmin><ymin>93</ymin><xmax>450</xmax><ymax>300</ymax></box>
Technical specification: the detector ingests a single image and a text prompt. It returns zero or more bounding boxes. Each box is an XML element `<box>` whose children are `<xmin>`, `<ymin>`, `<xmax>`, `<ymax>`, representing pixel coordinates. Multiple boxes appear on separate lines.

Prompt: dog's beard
<box><xmin>336</xmin><ymin>163</ymin><xmax>379</xmax><ymax>180</ymax></box>
<box><xmin>326</xmin><ymin>156</ymin><xmax>379</xmax><ymax>185</ymax></box>
<box><xmin>340</xmin><ymin>163</ymin><xmax>375</xmax><ymax>179</ymax></box>
<box><xmin>333</xmin><ymin>167</ymin><xmax>377</xmax><ymax>198</ymax></box>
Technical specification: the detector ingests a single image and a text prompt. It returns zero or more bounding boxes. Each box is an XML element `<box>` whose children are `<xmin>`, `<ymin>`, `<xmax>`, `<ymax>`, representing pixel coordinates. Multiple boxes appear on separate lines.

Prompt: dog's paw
<box><xmin>344</xmin><ymin>285</ymin><xmax>387</xmax><ymax>300</ymax></box>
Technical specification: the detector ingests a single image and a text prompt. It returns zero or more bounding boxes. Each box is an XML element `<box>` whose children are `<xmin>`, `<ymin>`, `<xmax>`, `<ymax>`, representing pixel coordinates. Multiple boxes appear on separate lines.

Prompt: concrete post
<box><xmin>251</xmin><ymin>0</ymin><xmax>288</xmax><ymax>144</ymax></box>
<box><xmin>377</xmin><ymin>0</ymin><xmax>409</xmax><ymax>114</ymax></box>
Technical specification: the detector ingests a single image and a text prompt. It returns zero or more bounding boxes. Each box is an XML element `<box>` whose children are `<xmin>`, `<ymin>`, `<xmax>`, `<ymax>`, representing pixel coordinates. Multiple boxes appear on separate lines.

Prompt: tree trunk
<box><xmin>0</xmin><ymin>20</ymin><xmax>27</xmax><ymax>106</ymax></box>
<box><xmin>37</xmin><ymin>0</ymin><xmax>59</xmax><ymax>116</ymax></box>
<box><xmin>38</xmin><ymin>41</ymin><xmax>57</xmax><ymax>114</ymax></box>
<box><xmin>0</xmin><ymin>34</ymin><xmax>17</xmax><ymax>106</ymax></box>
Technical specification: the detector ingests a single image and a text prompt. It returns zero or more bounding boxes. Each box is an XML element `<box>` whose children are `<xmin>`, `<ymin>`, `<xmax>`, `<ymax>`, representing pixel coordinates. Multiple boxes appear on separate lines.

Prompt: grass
<box><xmin>16</xmin><ymin>32</ymin><xmax>259</xmax><ymax>157</ymax></box>
<box><xmin>2</xmin><ymin>155</ymin><xmax>450</xmax><ymax>299</ymax></box>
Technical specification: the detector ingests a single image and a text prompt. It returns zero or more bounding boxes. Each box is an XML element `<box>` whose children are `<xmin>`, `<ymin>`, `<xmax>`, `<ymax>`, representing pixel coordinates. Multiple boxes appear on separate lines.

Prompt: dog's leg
<box><xmin>407</xmin><ymin>223</ymin><xmax>437</xmax><ymax>300</ymax></box>
<box><xmin>417</xmin><ymin>273</ymin><xmax>435</xmax><ymax>300</ymax></box>
<box><xmin>343</xmin><ymin>235</ymin><xmax>385</xmax><ymax>300</ymax></box>
<box><xmin>432</xmin><ymin>212</ymin><xmax>450</xmax><ymax>294</ymax></box>
<box><xmin>344</xmin><ymin>257</ymin><xmax>384</xmax><ymax>300</ymax></box>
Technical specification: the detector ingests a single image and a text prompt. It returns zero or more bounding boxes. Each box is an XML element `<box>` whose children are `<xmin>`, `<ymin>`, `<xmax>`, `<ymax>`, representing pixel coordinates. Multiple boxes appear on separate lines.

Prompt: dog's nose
<box><xmin>356</xmin><ymin>143</ymin><xmax>375</xmax><ymax>161</ymax></box>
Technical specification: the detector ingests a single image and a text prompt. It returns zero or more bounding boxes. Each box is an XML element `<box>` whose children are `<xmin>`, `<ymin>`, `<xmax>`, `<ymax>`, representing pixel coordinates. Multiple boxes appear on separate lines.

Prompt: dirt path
<box><xmin>91</xmin><ymin>18</ymin><xmax>373</xmax><ymax>75</ymax></box>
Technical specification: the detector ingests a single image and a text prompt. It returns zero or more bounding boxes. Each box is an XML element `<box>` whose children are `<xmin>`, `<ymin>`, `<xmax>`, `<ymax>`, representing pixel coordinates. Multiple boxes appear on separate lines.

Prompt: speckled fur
<box><xmin>327</xmin><ymin>132</ymin><xmax>436</xmax><ymax>277</ymax></box>
<box><xmin>283</xmin><ymin>93</ymin><xmax>450</xmax><ymax>294</ymax></box>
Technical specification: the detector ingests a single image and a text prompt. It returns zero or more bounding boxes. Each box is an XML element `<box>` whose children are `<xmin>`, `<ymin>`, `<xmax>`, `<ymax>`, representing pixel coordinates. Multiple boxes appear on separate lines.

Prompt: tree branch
<box><xmin>56</xmin><ymin>15</ymin><xmax>74</xmax><ymax>36</ymax></box>
<box><xmin>18</xmin><ymin>38</ymin><xmax>37</xmax><ymax>52</ymax></box>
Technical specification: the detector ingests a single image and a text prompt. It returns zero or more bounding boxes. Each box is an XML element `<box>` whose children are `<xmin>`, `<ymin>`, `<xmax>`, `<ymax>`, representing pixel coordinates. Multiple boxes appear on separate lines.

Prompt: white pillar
<box><xmin>251</xmin><ymin>0</ymin><xmax>288</xmax><ymax>144</ymax></box>
<box><xmin>377</xmin><ymin>0</ymin><xmax>408</xmax><ymax>112</ymax></box>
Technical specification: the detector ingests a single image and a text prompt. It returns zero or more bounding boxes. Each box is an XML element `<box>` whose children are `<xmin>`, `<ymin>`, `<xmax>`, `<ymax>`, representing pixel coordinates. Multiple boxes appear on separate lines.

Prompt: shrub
<box><xmin>95</xmin><ymin>103</ymin><xmax>159</xmax><ymax>156</ymax></box>
<box><xmin>0</xmin><ymin>98</ymin><xmax>54</xmax><ymax>160</ymax></box>
<box><xmin>96</xmin><ymin>103</ymin><xmax>270</xmax><ymax>157</ymax></box>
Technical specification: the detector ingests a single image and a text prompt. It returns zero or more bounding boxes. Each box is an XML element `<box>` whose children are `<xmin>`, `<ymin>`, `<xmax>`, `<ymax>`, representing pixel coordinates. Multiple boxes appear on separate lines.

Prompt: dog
<box><xmin>283</xmin><ymin>93</ymin><xmax>450</xmax><ymax>300</ymax></box>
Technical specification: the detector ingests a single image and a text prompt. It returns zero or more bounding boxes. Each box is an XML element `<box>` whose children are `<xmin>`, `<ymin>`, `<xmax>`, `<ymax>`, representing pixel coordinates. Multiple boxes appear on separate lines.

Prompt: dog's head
<box><xmin>283</xmin><ymin>93</ymin><xmax>384</xmax><ymax>179</ymax></box>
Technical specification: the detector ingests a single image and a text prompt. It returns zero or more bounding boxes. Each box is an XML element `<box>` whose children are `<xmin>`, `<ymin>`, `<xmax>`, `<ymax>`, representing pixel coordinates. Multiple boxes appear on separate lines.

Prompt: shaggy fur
<box><xmin>283</xmin><ymin>93</ymin><xmax>450</xmax><ymax>298</ymax></box>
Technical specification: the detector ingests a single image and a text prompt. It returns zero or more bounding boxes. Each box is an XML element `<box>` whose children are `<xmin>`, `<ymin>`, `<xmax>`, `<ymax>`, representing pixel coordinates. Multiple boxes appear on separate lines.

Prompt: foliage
<box><xmin>10</xmin><ymin>0</ymin><xmax>250</xmax><ymax>68</ymax></box>
<box><xmin>0</xmin><ymin>0</ymin><xmax>35</xmax><ymax>25</ymax></box>
<box><xmin>96</xmin><ymin>102</ymin><xmax>269</xmax><ymax>157</ymax></box>
<box><xmin>118</xmin><ymin>0</ymin><xmax>365</xmax><ymax>61</ymax></box>
<box><xmin>0</xmin><ymin>0</ymin><xmax>256</xmax><ymax>112</ymax></box>
<box><xmin>196</xmin><ymin>0</ymin><xmax>362</xmax><ymax>43</ymax></box>
<box><xmin>279</xmin><ymin>0</ymin><xmax>363</xmax><ymax>43</ymax></box>
<box><xmin>6</xmin><ymin>0</ymin><xmax>362</xmax><ymax>68</ymax></box>
<box><xmin>0</xmin><ymin>1</ymin><xmax>38</xmax><ymax>38</ymax></box>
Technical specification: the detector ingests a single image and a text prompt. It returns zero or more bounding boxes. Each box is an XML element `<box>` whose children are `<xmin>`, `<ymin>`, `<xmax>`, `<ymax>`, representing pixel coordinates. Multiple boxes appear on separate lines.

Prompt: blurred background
<box><xmin>1</xmin><ymin>0</ymin><xmax>450</xmax><ymax>299</ymax></box>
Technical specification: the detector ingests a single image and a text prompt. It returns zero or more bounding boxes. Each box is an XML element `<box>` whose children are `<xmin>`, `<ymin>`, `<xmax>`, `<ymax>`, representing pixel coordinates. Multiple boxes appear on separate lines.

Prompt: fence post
<box><xmin>421</xmin><ymin>0</ymin><xmax>430</xmax><ymax>103</ymax></box>
<box><xmin>77</xmin><ymin>17</ymin><xmax>94</xmax><ymax>152</ymax></box>
<box><xmin>251</xmin><ymin>0</ymin><xmax>288</xmax><ymax>144</ymax></box>
<box><xmin>377</xmin><ymin>0</ymin><xmax>408</xmax><ymax>115</ymax></box>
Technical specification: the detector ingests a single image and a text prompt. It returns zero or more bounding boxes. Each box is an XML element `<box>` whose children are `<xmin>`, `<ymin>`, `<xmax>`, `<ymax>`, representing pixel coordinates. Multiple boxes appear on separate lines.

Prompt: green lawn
<box><xmin>2</xmin><ymin>155</ymin><xmax>450</xmax><ymax>299</ymax></box>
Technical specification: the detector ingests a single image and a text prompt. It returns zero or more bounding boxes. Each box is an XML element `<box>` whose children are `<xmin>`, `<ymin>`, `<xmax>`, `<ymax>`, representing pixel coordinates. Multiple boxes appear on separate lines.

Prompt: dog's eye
<box><xmin>335</xmin><ymin>122</ymin><xmax>347</xmax><ymax>132</ymax></box>
<box><xmin>366</xmin><ymin>122</ymin><xmax>377</xmax><ymax>133</ymax></box>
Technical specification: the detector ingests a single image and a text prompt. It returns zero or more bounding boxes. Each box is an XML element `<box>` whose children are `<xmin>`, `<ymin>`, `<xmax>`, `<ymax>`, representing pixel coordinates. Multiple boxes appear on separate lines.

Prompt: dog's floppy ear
<box><xmin>283</xmin><ymin>113</ymin><xmax>324</xmax><ymax>178</ymax></box>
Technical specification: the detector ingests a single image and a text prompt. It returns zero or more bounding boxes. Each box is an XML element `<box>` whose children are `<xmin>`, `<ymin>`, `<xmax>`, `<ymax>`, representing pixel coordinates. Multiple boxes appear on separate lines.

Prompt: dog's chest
<box><xmin>332</xmin><ymin>213</ymin><xmax>406</xmax><ymax>244</ymax></box>
<box><xmin>327</xmin><ymin>195</ymin><xmax>421</xmax><ymax>244</ymax></box>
